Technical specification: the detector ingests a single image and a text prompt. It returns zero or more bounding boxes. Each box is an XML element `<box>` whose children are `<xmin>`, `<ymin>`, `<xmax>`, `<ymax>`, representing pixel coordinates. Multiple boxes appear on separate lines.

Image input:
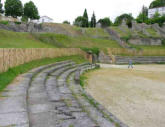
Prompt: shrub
<box><xmin>98</xmin><ymin>17</ymin><xmax>112</xmax><ymax>27</ymax></box>
<box><xmin>162</xmin><ymin>39</ymin><xmax>165</xmax><ymax>45</ymax></box>
<box><xmin>63</xmin><ymin>20</ymin><xmax>70</xmax><ymax>24</ymax></box>
<box><xmin>81</xmin><ymin>47</ymin><xmax>100</xmax><ymax>55</ymax></box>
<box><xmin>0</xmin><ymin>20</ymin><xmax>9</xmax><ymax>25</ymax></box>
<box><xmin>21</xmin><ymin>16</ymin><xmax>28</xmax><ymax>22</ymax></box>
<box><xmin>14</xmin><ymin>21</ymin><xmax>21</xmax><ymax>24</ymax></box>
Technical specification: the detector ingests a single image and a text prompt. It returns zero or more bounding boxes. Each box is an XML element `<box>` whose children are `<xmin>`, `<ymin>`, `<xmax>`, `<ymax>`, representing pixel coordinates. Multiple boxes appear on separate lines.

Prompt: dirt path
<box><xmin>85</xmin><ymin>64</ymin><xmax>165</xmax><ymax>127</ymax></box>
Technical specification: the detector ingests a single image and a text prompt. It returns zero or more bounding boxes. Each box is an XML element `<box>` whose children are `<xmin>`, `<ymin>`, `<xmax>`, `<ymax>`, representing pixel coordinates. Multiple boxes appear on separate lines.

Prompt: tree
<box><xmin>63</xmin><ymin>20</ymin><xmax>70</xmax><ymax>24</ymax></box>
<box><xmin>136</xmin><ymin>6</ymin><xmax>148</xmax><ymax>23</ymax></box>
<box><xmin>98</xmin><ymin>17</ymin><xmax>112</xmax><ymax>27</ymax></box>
<box><xmin>114</xmin><ymin>13</ymin><xmax>134</xmax><ymax>26</ymax></box>
<box><xmin>5</xmin><ymin>0</ymin><xmax>23</xmax><ymax>18</ymax></box>
<box><xmin>82</xmin><ymin>9</ymin><xmax>89</xmax><ymax>27</ymax></box>
<box><xmin>73</xmin><ymin>16</ymin><xmax>86</xmax><ymax>27</ymax></box>
<box><xmin>149</xmin><ymin>0</ymin><xmax>165</xmax><ymax>9</ymax></box>
<box><xmin>0</xmin><ymin>0</ymin><xmax>4</xmax><ymax>14</ymax></box>
<box><xmin>24</xmin><ymin>1</ymin><xmax>40</xmax><ymax>20</ymax></box>
<box><xmin>90</xmin><ymin>12</ymin><xmax>96</xmax><ymax>27</ymax></box>
<box><xmin>147</xmin><ymin>12</ymin><xmax>165</xmax><ymax>26</ymax></box>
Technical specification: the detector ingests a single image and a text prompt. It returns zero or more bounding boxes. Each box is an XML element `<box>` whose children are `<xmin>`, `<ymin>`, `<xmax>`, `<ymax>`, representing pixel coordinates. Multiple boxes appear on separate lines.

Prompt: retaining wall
<box><xmin>0</xmin><ymin>48</ymin><xmax>88</xmax><ymax>73</ymax></box>
<box><xmin>115</xmin><ymin>56</ymin><xmax>165</xmax><ymax>64</ymax></box>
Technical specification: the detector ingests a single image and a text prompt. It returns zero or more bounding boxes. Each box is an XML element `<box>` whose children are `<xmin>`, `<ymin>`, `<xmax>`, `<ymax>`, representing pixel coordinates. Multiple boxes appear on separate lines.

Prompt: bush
<box><xmin>98</xmin><ymin>17</ymin><xmax>112</xmax><ymax>27</ymax></box>
<box><xmin>162</xmin><ymin>39</ymin><xmax>165</xmax><ymax>45</ymax></box>
<box><xmin>63</xmin><ymin>20</ymin><xmax>70</xmax><ymax>24</ymax></box>
<box><xmin>114</xmin><ymin>13</ymin><xmax>134</xmax><ymax>26</ymax></box>
<box><xmin>14</xmin><ymin>21</ymin><xmax>21</xmax><ymax>24</ymax></box>
<box><xmin>81</xmin><ymin>47</ymin><xmax>100</xmax><ymax>55</ymax></box>
<box><xmin>0</xmin><ymin>21</ymin><xmax>9</xmax><ymax>25</ymax></box>
<box><xmin>21</xmin><ymin>16</ymin><xmax>28</xmax><ymax>22</ymax></box>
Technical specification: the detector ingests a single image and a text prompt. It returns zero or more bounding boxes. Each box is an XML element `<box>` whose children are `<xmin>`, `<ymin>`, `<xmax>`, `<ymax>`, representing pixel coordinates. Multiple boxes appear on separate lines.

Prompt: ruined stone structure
<box><xmin>129</xmin><ymin>38</ymin><xmax>162</xmax><ymax>46</ymax></box>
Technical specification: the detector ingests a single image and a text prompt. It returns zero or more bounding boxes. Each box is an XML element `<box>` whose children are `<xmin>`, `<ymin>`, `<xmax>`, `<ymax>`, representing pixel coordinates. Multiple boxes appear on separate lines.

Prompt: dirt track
<box><xmin>85</xmin><ymin>64</ymin><xmax>165</xmax><ymax>127</ymax></box>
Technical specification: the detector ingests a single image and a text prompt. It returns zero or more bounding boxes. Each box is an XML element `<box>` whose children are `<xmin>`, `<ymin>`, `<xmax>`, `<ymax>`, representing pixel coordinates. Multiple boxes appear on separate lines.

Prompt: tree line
<box><xmin>1</xmin><ymin>0</ymin><xmax>165</xmax><ymax>27</ymax></box>
<box><xmin>70</xmin><ymin>9</ymin><xmax>112</xmax><ymax>28</ymax></box>
<box><xmin>0</xmin><ymin>0</ymin><xmax>39</xmax><ymax>21</ymax></box>
<box><xmin>70</xmin><ymin>5</ymin><xmax>165</xmax><ymax>28</ymax></box>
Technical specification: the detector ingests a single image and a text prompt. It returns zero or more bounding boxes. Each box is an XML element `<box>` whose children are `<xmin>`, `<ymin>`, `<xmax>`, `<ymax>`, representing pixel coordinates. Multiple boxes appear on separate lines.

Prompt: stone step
<box><xmin>28</xmin><ymin>62</ymin><xmax>76</xmax><ymax>127</ymax></box>
<box><xmin>0</xmin><ymin>61</ymin><xmax>127</xmax><ymax>127</ymax></box>
<box><xmin>115</xmin><ymin>56</ymin><xmax>165</xmax><ymax>64</ymax></box>
<box><xmin>28</xmin><ymin>62</ymin><xmax>95</xmax><ymax>127</ymax></box>
<box><xmin>0</xmin><ymin>61</ymin><xmax>72</xmax><ymax>127</ymax></box>
<box><xmin>66</xmin><ymin>66</ymin><xmax>127</xmax><ymax>127</ymax></box>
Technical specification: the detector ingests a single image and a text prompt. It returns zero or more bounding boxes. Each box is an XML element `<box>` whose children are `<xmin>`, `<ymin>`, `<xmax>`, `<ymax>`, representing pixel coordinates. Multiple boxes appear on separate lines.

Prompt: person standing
<box><xmin>128</xmin><ymin>59</ymin><xmax>133</xmax><ymax>69</ymax></box>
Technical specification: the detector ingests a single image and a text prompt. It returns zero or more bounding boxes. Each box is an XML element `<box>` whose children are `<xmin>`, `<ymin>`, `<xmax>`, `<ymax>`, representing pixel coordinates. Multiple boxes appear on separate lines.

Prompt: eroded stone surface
<box><xmin>0</xmin><ymin>62</ymin><xmax>125</xmax><ymax>127</ymax></box>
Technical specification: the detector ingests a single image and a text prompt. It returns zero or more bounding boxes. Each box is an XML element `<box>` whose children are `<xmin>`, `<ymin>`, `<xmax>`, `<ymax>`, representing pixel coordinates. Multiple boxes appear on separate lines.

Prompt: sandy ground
<box><xmin>85</xmin><ymin>64</ymin><xmax>165</xmax><ymax>127</ymax></box>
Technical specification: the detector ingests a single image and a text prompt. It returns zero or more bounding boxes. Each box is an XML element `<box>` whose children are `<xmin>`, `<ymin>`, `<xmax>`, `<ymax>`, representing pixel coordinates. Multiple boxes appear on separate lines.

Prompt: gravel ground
<box><xmin>85</xmin><ymin>64</ymin><xmax>165</xmax><ymax>127</ymax></box>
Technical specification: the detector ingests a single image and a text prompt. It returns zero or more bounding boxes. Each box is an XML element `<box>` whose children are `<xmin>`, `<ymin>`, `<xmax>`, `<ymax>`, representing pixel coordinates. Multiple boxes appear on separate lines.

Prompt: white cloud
<box><xmin>2</xmin><ymin>0</ymin><xmax>153</xmax><ymax>23</ymax></box>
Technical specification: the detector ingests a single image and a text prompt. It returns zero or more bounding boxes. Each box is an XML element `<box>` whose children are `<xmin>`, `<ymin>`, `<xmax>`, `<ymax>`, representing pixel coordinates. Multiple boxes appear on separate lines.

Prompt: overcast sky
<box><xmin>2</xmin><ymin>0</ymin><xmax>153</xmax><ymax>23</ymax></box>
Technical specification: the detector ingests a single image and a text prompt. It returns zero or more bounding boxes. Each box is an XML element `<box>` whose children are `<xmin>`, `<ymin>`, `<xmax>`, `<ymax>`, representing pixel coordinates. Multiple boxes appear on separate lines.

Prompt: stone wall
<box><xmin>0</xmin><ymin>22</ymin><xmax>73</xmax><ymax>36</ymax></box>
<box><xmin>0</xmin><ymin>15</ymin><xmax>20</xmax><ymax>22</ymax></box>
<box><xmin>98</xmin><ymin>51</ymin><xmax>112</xmax><ymax>63</ymax></box>
<box><xmin>115</xmin><ymin>56</ymin><xmax>165</xmax><ymax>64</ymax></box>
<box><xmin>129</xmin><ymin>38</ymin><xmax>162</xmax><ymax>46</ymax></box>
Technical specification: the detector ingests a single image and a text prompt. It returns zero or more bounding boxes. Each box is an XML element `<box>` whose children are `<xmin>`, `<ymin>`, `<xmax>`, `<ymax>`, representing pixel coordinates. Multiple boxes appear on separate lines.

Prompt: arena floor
<box><xmin>85</xmin><ymin>64</ymin><xmax>165</xmax><ymax>127</ymax></box>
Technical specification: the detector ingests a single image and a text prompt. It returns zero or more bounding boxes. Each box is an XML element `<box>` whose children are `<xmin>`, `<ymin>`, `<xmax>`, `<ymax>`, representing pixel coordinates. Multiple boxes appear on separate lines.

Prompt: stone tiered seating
<box><xmin>0</xmin><ymin>60</ymin><xmax>128</xmax><ymax>127</ymax></box>
<box><xmin>115</xmin><ymin>56</ymin><xmax>165</xmax><ymax>64</ymax></box>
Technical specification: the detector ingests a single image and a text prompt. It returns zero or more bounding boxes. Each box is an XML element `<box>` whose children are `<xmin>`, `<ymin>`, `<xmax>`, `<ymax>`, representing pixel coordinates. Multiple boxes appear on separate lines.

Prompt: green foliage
<box><xmin>0</xmin><ymin>0</ymin><xmax>4</xmax><ymax>13</ymax></box>
<box><xmin>0</xmin><ymin>21</ymin><xmax>9</xmax><ymax>25</ymax></box>
<box><xmin>149</xmin><ymin>0</ymin><xmax>165</xmax><ymax>8</ymax></box>
<box><xmin>84</xmin><ymin>28</ymin><xmax>110</xmax><ymax>38</ymax></box>
<box><xmin>0</xmin><ymin>29</ymin><xmax>55</xmax><ymax>48</ymax></box>
<box><xmin>121</xmin><ymin>36</ymin><xmax>131</xmax><ymax>42</ymax></box>
<box><xmin>74</xmin><ymin>16</ymin><xmax>86</xmax><ymax>27</ymax></box>
<box><xmin>162</xmin><ymin>39</ymin><xmax>165</xmax><ymax>45</ymax></box>
<box><xmin>82</xmin><ymin>9</ymin><xmax>89</xmax><ymax>27</ymax></box>
<box><xmin>146</xmin><ymin>28</ymin><xmax>160</xmax><ymax>37</ymax></box>
<box><xmin>90</xmin><ymin>12</ymin><xmax>96</xmax><ymax>27</ymax></box>
<box><xmin>21</xmin><ymin>16</ymin><xmax>28</xmax><ymax>22</ymax></box>
<box><xmin>136</xmin><ymin>6</ymin><xmax>148</xmax><ymax>23</ymax></box>
<box><xmin>5</xmin><ymin>0</ymin><xmax>23</xmax><ymax>18</ymax></box>
<box><xmin>149</xmin><ymin>13</ymin><xmax>165</xmax><ymax>26</ymax></box>
<box><xmin>137</xmin><ymin>9</ymin><xmax>165</xmax><ymax>26</ymax></box>
<box><xmin>81</xmin><ymin>47</ymin><xmax>100</xmax><ymax>55</ymax></box>
<box><xmin>80</xmin><ymin>75</ymin><xmax>87</xmax><ymax>88</ymax></box>
<box><xmin>136</xmin><ymin>13</ymin><xmax>148</xmax><ymax>23</ymax></box>
<box><xmin>63</xmin><ymin>20</ymin><xmax>70</xmax><ymax>24</ymax></box>
<box><xmin>98</xmin><ymin>17</ymin><xmax>112</xmax><ymax>27</ymax></box>
<box><xmin>0</xmin><ymin>55</ymin><xmax>87</xmax><ymax>92</ymax></box>
<box><xmin>14</xmin><ymin>21</ymin><xmax>21</xmax><ymax>25</ymax></box>
<box><xmin>114</xmin><ymin>13</ymin><xmax>134</xmax><ymax>26</ymax></box>
<box><xmin>32</xmin><ymin>32</ymin><xmax>120</xmax><ymax>50</ymax></box>
<box><xmin>24</xmin><ymin>1</ymin><xmax>40</xmax><ymax>20</ymax></box>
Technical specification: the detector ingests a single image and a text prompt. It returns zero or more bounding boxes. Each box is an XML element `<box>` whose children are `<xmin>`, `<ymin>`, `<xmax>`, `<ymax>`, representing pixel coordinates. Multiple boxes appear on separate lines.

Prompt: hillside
<box><xmin>0</xmin><ymin>22</ymin><xmax>165</xmax><ymax>56</ymax></box>
<box><xmin>0</xmin><ymin>29</ymin><xmax>55</xmax><ymax>48</ymax></box>
<box><xmin>0</xmin><ymin>23</ymin><xmax>121</xmax><ymax>50</ymax></box>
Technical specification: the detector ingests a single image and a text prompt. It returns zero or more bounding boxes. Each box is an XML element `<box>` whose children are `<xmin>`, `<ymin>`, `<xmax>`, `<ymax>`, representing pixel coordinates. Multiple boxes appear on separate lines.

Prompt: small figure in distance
<box><xmin>128</xmin><ymin>59</ymin><xmax>133</xmax><ymax>69</ymax></box>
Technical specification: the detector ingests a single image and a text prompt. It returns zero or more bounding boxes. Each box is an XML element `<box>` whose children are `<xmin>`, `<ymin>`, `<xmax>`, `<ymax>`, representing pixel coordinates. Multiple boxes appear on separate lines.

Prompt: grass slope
<box><xmin>0</xmin><ymin>27</ymin><xmax>120</xmax><ymax>50</ymax></box>
<box><xmin>32</xmin><ymin>33</ymin><xmax>120</xmax><ymax>51</ymax></box>
<box><xmin>0</xmin><ymin>55</ymin><xmax>87</xmax><ymax>92</ymax></box>
<box><xmin>0</xmin><ymin>29</ymin><xmax>56</xmax><ymax>48</ymax></box>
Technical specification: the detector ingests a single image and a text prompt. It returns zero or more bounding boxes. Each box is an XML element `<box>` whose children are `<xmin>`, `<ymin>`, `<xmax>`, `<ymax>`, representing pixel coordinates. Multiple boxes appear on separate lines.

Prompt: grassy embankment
<box><xmin>0</xmin><ymin>29</ymin><xmax>56</xmax><ymax>48</ymax></box>
<box><xmin>0</xmin><ymin>23</ymin><xmax>165</xmax><ymax>56</ymax></box>
<box><xmin>0</xmin><ymin>25</ymin><xmax>121</xmax><ymax>51</ymax></box>
<box><xmin>0</xmin><ymin>55</ymin><xmax>87</xmax><ymax>92</ymax></box>
<box><xmin>109</xmin><ymin>26</ymin><xmax>165</xmax><ymax>56</ymax></box>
